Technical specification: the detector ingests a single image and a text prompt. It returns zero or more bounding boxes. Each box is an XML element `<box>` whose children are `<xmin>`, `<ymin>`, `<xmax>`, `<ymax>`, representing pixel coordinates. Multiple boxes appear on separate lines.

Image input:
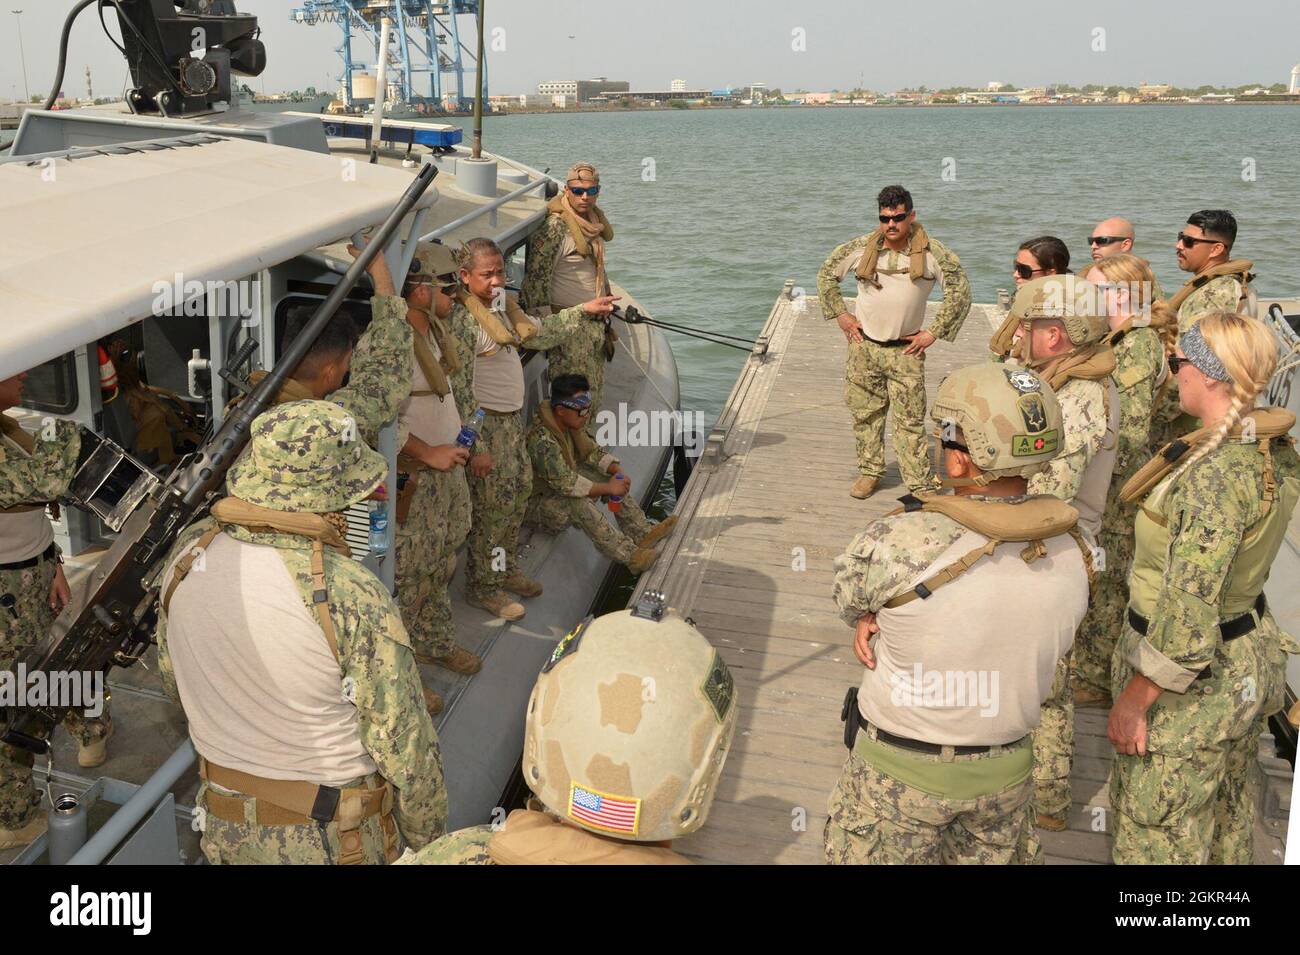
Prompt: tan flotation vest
<box><xmin>487</xmin><ymin>809</ymin><xmax>691</xmax><ymax>865</ymax></box>
<box><xmin>1125</xmin><ymin>409</ymin><xmax>1298</xmax><ymax>623</ymax></box>
<box><xmin>854</xmin><ymin>222</ymin><xmax>932</xmax><ymax>287</ymax></box>
<box><xmin>882</xmin><ymin>493</ymin><xmax>1096</xmax><ymax>609</ymax></box>
<box><xmin>161</xmin><ymin>497</ymin><xmax>351</xmax><ymax>660</ymax></box>
<box><xmin>410</xmin><ymin>312</ymin><xmax>461</xmax><ymax>400</ymax></box>
<box><xmin>456</xmin><ymin>290</ymin><xmax>537</xmax><ymax>347</ymax></box>
<box><xmin>1166</xmin><ymin>258</ymin><xmax>1255</xmax><ymax>315</ymax></box>
<box><xmin>538</xmin><ymin>402</ymin><xmax>598</xmax><ymax>470</ymax></box>
<box><xmin>228</xmin><ymin>371</ymin><xmax>315</xmax><ymax>412</ymax></box>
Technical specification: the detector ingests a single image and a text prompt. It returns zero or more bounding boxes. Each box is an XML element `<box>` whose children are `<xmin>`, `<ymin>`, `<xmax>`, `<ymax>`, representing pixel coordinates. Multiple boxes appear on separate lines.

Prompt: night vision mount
<box><xmin>116</xmin><ymin>0</ymin><xmax>266</xmax><ymax>116</ymax></box>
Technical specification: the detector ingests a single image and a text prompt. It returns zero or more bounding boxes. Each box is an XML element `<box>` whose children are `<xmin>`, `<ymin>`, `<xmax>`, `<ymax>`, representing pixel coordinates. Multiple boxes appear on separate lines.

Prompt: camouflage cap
<box><xmin>409</xmin><ymin>240</ymin><xmax>461</xmax><ymax>286</ymax></box>
<box><xmin>523</xmin><ymin>607</ymin><xmax>738</xmax><ymax>843</ymax></box>
<box><xmin>930</xmin><ymin>363</ymin><xmax>1064</xmax><ymax>481</ymax></box>
<box><xmin>1010</xmin><ymin>275</ymin><xmax>1109</xmax><ymax>346</ymax></box>
<box><xmin>227</xmin><ymin>400</ymin><xmax>387</xmax><ymax>513</ymax></box>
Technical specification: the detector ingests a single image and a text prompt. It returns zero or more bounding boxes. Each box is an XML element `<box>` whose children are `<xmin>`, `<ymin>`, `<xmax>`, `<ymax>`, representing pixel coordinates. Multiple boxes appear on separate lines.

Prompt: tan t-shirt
<box><xmin>163</xmin><ymin>532</ymin><xmax>377</xmax><ymax>786</ymax></box>
<box><xmin>835</xmin><ymin>247</ymin><xmax>939</xmax><ymax>341</ymax></box>
<box><xmin>549</xmin><ymin>232</ymin><xmax>601</xmax><ymax>309</ymax></box>
<box><xmin>398</xmin><ymin>327</ymin><xmax>463</xmax><ymax>447</ymax></box>
<box><xmin>858</xmin><ymin>530</ymin><xmax>1088</xmax><ymax>745</ymax></box>
<box><xmin>0</xmin><ymin>431</ymin><xmax>54</xmax><ymax>563</ymax></box>
<box><xmin>472</xmin><ymin>315</ymin><xmax>540</xmax><ymax>413</ymax></box>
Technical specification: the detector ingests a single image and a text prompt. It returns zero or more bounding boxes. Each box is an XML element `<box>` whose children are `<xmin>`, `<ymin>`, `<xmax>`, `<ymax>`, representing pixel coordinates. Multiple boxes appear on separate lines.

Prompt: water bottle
<box><xmin>608</xmin><ymin>472</ymin><xmax>625</xmax><ymax>514</ymax></box>
<box><xmin>456</xmin><ymin>407</ymin><xmax>486</xmax><ymax>450</ymax></box>
<box><xmin>369</xmin><ymin>496</ymin><xmax>389</xmax><ymax>556</ymax></box>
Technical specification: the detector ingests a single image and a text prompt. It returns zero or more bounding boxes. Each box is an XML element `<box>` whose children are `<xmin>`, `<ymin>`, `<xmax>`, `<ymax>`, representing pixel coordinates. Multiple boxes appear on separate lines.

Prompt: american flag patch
<box><xmin>567</xmin><ymin>783</ymin><xmax>640</xmax><ymax>835</ymax></box>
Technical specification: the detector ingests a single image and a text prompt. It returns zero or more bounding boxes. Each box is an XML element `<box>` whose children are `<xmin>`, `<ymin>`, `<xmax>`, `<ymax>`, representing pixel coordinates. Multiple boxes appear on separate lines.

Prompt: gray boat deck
<box><xmin>632</xmin><ymin>285</ymin><xmax>1292</xmax><ymax>866</ymax></box>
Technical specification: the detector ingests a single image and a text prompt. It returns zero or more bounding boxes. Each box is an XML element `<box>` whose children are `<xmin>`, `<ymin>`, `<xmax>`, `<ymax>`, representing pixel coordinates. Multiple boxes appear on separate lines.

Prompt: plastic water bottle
<box><xmin>369</xmin><ymin>496</ymin><xmax>389</xmax><ymax>556</ymax></box>
<box><xmin>456</xmin><ymin>407</ymin><xmax>486</xmax><ymax>450</ymax></box>
<box><xmin>608</xmin><ymin>472</ymin><xmax>625</xmax><ymax>514</ymax></box>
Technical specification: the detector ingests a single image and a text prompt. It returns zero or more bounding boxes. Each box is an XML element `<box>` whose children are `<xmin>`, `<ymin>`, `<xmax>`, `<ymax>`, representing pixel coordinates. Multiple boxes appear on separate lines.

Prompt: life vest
<box><xmin>882</xmin><ymin>493</ymin><xmax>1096</xmax><ymax>609</ymax></box>
<box><xmin>1166</xmin><ymin>258</ymin><xmax>1255</xmax><ymax>316</ymax></box>
<box><xmin>1124</xmin><ymin>409</ymin><xmax>1299</xmax><ymax>623</ymax></box>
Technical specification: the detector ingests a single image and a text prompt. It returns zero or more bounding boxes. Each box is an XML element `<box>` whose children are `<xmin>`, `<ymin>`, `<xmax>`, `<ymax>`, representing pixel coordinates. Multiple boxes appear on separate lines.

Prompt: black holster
<box><xmin>841</xmin><ymin>686</ymin><xmax>864</xmax><ymax>750</ymax></box>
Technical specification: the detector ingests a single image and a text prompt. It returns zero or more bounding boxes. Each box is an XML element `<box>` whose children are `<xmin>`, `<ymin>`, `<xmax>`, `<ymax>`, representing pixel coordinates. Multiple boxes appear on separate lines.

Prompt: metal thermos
<box><xmin>48</xmin><ymin>792</ymin><xmax>89</xmax><ymax>865</ymax></box>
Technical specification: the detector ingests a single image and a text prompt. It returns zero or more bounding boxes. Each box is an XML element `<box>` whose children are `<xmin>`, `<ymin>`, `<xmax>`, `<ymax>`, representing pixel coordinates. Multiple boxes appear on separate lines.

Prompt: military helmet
<box><xmin>522</xmin><ymin>605</ymin><xmax>738</xmax><ymax>843</ymax></box>
<box><xmin>409</xmin><ymin>240</ymin><xmax>460</xmax><ymax>287</ymax></box>
<box><xmin>930</xmin><ymin>363</ymin><xmax>1064</xmax><ymax>480</ymax></box>
<box><xmin>228</xmin><ymin>399</ymin><xmax>386</xmax><ymax>513</ymax></box>
<box><xmin>1010</xmin><ymin>275</ymin><xmax>1109</xmax><ymax>346</ymax></box>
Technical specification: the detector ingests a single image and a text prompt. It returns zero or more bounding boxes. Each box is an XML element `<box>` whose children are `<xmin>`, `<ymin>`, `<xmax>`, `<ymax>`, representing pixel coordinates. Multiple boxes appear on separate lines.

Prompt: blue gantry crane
<box><xmin>289</xmin><ymin>1</ymin><xmax>486</xmax><ymax>113</ymax></box>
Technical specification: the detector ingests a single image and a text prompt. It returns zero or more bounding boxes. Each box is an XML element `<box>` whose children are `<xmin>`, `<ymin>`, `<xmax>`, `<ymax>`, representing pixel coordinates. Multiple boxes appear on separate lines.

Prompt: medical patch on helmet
<box><xmin>1012</xmin><ymin>429</ymin><xmax>1059</xmax><ymax>456</ymax></box>
<box><xmin>542</xmin><ymin>615</ymin><xmax>591</xmax><ymax>673</ymax></box>
<box><xmin>702</xmin><ymin>651</ymin><xmax>735</xmax><ymax>723</ymax></box>
<box><xmin>1017</xmin><ymin>394</ymin><xmax>1048</xmax><ymax>433</ymax></box>
<box><xmin>568</xmin><ymin>782</ymin><xmax>640</xmax><ymax>835</ymax></box>
<box><xmin>1004</xmin><ymin>369</ymin><xmax>1042</xmax><ymax>394</ymax></box>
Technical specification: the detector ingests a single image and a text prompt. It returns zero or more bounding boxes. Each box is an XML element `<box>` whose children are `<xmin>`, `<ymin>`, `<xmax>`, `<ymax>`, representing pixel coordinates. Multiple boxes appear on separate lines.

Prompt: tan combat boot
<box><xmin>637</xmin><ymin>516</ymin><xmax>678</xmax><ymax>549</ymax></box>
<box><xmin>422</xmin><ymin>687</ymin><xmax>445</xmax><ymax>716</ymax></box>
<box><xmin>468</xmin><ymin>591</ymin><xmax>526</xmax><ymax>621</ymax></box>
<box><xmin>1036</xmin><ymin>811</ymin><xmax>1067</xmax><ymax>832</ymax></box>
<box><xmin>849</xmin><ymin>476</ymin><xmax>879</xmax><ymax>500</ymax></box>
<box><xmin>416</xmin><ymin>645</ymin><xmax>483</xmax><ymax>675</ymax></box>
<box><xmin>78</xmin><ymin>720</ymin><xmax>114</xmax><ymax>769</ymax></box>
<box><xmin>0</xmin><ymin>814</ymin><xmax>47</xmax><ymax>851</ymax></box>
<box><xmin>503</xmin><ymin>572</ymin><xmax>543</xmax><ymax>598</ymax></box>
<box><xmin>1072</xmin><ymin>686</ymin><xmax>1112</xmax><ymax>709</ymax></box>
<box><xmin>626</xmin><ymin>546</ymin><xmax>661</xmax><ymax>575</ymax></box>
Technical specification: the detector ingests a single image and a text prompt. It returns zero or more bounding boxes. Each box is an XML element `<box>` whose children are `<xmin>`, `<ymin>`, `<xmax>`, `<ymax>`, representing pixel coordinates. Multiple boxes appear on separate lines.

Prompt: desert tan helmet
<box><xmin>1009</xmin><ymin>275</ymin><xmax>1109</xmax><ymax>364</ymax></box>
<box><xmin>522</xmin><ymin>605</ymin><xmax>738</xmax><ymax>842</ymax></box>
<box><xmin>930</xmin><ymin>363</ymin><xmax>1065</xmax><ymax>485</ymax></box>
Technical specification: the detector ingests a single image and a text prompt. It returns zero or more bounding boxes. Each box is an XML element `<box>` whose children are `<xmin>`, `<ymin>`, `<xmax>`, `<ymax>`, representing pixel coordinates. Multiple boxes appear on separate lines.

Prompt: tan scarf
<box><xmin>854</xmin><ymin>222</ymin><xmax>931</xmax><ymax>287</ymax></box>
<box><xmin>210</xmin><ymin>496</ymin><xmax>351</xmax><ymax>555</ymax></box>
<box><xmin>230</xmin><ymin>372</ymin><xmax>315</xmax><ymax>412</ymax></box>
<box><xmin>539</xmin><ymin>402</ymin><xmax>598</xmax><ymax>470</ymax></box>
<box><xmin>0</xmin><ymin>414</ymin><xmax>35</xmax><ymax>455</ymax></box>
<box><xmin>1031</xmin><ymin>342</ymin><xmax>1117</xmax><ymax>391</ymax></box>
<box><xmin>548</xmin><ymin>192</ymin><xmax>613</xmax><ymax>297</ymax></box>
<box><xmin>410</xmin><ymin>312</ymin><xmax>460</xmax><ymax>398</ymax></box>
<box><xmin>1166</xmin><ymin>258</ymin><xmax>1255</xmax><ymax>313</ymax></box>
<box><xmin>457</xmin><ymin>290</ymin><xmax>536</xmax><ymax>346</ymax></box>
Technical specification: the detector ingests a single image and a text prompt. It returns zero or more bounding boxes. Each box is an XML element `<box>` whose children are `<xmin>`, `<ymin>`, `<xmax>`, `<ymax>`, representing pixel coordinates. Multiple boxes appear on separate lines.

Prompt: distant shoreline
<box><xmin>484</xmin><ymin>99</ymin><xmax>1300</xmax><ymax>117</ymax></box>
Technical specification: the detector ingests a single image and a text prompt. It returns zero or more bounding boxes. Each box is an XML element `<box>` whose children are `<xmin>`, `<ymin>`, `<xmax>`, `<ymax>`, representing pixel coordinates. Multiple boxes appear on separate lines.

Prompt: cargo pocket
<box><xmin>823</xmin><ymin>754</ymin><xmax>884</xmax><ymax>864</ymax></box>
<box><xmin>1112</xmin><ymin>749</ymin><xmax>1220</xmax><ymax>829</ymax></box>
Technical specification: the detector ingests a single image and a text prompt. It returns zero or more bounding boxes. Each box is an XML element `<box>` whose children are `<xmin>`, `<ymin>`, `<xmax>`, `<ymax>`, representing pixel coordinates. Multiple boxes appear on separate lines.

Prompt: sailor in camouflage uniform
<box><xmin>522</xmin><ymin>162</ymin><xmax>619</xmax><ymax>421</ymax></box>
<box><xmin>450</xmin><ymin>238</ymin><xmax>618</xmax><ymax>621</ymax></box>
<box><xmin>157</xmin><ymin>401</ymin><xmax>446</xmax><ymax>864</ymax></box>
<box><xmin>1072</xmin><ymin>256</ymin><xmax>1170</xmax><ymax>706</ymax></box>
<box><xmin>524</xmin><ymin>373</ymin><xmax>675</xmax><ymax>573</ymax></box>
<box><xmin>1110</xmin><ymin>314</ymin><xmax>1299</xmax><ymax>865</ymax></box>
<box><xmin>826</xmin><ymin>364</ymin><xmax>1091</xmax><ymax>864</ymax></box>
<box><xmin>991</xmin><ymin>276</ymin><xmax>1119</xmax><ymax>830</ymax></box>
<box><xmin>818</xmin><ymin>184</ymin><xmax>971</xmax><ymax>499</ymax></box>
<box><xmin>0</xmin><ymin>373</ymin><xmax>112</xmax><ymax>849</ymax></box>
<box><xmin>396</xmin><ymin>605</ymin><xmax>737</xmax><ymax>865</ymax></box>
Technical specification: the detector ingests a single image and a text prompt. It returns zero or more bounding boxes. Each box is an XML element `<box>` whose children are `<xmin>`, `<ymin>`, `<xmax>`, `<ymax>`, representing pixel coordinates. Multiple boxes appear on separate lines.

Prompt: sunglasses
<box><xmin>878</xmin><ymin>212</ymin><xmax>909</xmax><ymax>224</ymax></box>
<box><xmin>554</xmin><ymin>395</ymin><xmax>592</xmax><ymax>414</ymax></box>
<box><xmin>1176</xmin><ymin>232</ymin><xmax>1219</xmax><ymax>247</ymax></box>
<box><xmin>568</xmin><ymin>185</ymin><xmax>600</xmax><ymax>197</ymax></box>
<box><xmin>1088</xmin><ymin>235</ymin><xmax>1126</xmax><ymax>246</ymax></box>
<box><xmin>1013</xmin><ymin>263</ymin><xmax>1045</xmax><ymax>280</ymax></box>
<box><xmin>1167</xmin><ymin>354</ymin><xmax>1189</xmax><ymax>374</ymax></box>
<box><xmin>940</xmin><ymin>438</ymin><xmax>970</xmax><ymax>453</ymax></box>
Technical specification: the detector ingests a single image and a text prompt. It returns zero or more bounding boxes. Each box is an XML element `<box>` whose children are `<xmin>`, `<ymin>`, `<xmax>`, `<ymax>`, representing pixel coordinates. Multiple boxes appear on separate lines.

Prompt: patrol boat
<box><xmin>0</xmin><ymin>0</ymin><xmax>682</xmax><ymax>864</ymax></box>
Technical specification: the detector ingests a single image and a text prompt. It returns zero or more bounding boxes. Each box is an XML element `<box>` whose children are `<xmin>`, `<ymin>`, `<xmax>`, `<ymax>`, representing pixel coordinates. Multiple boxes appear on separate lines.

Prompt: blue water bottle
<box><xmin>608</xmin><ymin>472</ymin><xmax>625</xmax><ymax>514</ymax></box>
<box><xmin>457</xmin><ymin>407</ymin><xmax>486</xmax><ymax>449</ymax></box>
<box><xmin>369</xmin><ymin>495</ymin><xmax>389</xmax><ymax>556</ymax></box>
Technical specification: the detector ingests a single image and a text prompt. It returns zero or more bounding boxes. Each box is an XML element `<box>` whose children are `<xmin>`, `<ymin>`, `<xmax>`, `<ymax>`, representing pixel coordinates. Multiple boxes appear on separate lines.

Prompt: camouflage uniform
<box><xmin>0</xmin><ymin>420</ymin><xmax>111</xmax><ymax>832</ymax></box>
<box><xmin>330</xmin><ymin>294</ymin><xmax>414</xmax><ymax>446</ymax></box>
<box><xmin>448</xmin><ymin>299</ymin><xmax>586</xmax><ymax>600</ymax></box>
<box><xmin>156</xmin><ymin>402</ymin><xmax>446</xmax><ymax>864</ymax></box>
<box><xmin>523</xmin><ymin>213</ymin><xmax>615</xmax><ymax>418</ymax></box>
<box><xmin>403</xmin><ymin>824</ymin><xmax>495</xmax><ymax>864</ymax></box>
<box><xmin>1027</xmin><ymin>375</ymin><xmax>1110</xmax><ymax>820</ymax></box>
<box><xmin>523</xmin><ymin>410</ymin><xmax>652</xmax><ymax>566</ymax></box>
<box><xmin>1073</xmin><ymin>327</ymin><xmax>1165</xmax><ymax>698</ymax></box>
<box><xmin>818</xmin><ymin>234</ymin><xmax>971</xmax><ymax>492</ymax></box>
<box><xmin>395</xmin><ymin>465</ymin><xmax>471</xmax><ymax>659</ymax></box>
<box><xmin>1110</xmin><ymin>437</ymin><xmax>1300</xmax><ymax>864</ymax></box>
<box><xmin>1149</xmin><ymin>274</ymin><xmax>1253</xmax><ymax>453</ymax></box>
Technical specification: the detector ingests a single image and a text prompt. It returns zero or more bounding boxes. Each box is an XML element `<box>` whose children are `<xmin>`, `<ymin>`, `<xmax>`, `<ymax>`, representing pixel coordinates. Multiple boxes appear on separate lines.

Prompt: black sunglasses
<box><xmin>1176</xmin><ymin>232</ymin><xmax>1219</xmax><ymax>247</ymax></box>
<box><xmin>1167</xmin><ymin>354</ymin><xmax>1189</xmax><ymax>374</ymax></box>
<box><xmin>941</xmin><ymin>439</ymin><xmax>970</xmax><ymax>453</ymax></box>
<box><xmin>1014</xmin><ymin>262</ymin><xmax>1045</xmax><ymax>280</ymax></box>
<box><xmin>878</xmin><ymin>212</ymin><xmax>909</xmax><ymax>224</ymax></box>
<box><xmin>1088</xmin><ymin>235</ymin><xmax>1126</xmax><ymax>246</ymax></box>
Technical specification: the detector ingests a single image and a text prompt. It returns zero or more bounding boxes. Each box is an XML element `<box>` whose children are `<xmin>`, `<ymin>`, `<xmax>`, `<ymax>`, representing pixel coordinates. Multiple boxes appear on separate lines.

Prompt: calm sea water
<box><xmin>482</xmin><ymin>105</ymin><xmax>1300</xmax><ymax>426</ymax></box>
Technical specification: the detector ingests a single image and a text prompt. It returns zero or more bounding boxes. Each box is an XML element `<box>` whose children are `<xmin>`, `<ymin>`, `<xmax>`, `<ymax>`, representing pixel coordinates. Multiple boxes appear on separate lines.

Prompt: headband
<box><xmin>1179</xmin><ymin>323</ymin><xmax>1232</xmax><ymax>382</ymax></box>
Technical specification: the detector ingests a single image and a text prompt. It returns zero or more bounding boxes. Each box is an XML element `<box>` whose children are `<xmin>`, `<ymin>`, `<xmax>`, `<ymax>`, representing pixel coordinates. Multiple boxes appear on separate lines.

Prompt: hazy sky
<box><xmin>3</xmin><ymin>0</ymin><xmax>1298</xmax><ymax>101</ymax></box>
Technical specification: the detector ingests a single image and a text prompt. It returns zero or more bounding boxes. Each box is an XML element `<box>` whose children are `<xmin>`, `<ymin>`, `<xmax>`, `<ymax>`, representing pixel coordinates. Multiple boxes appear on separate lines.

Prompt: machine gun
<box><xmin>2</xmin><ymin>164</ymin><xmax>438</xmax><ymax>755</ymax></box>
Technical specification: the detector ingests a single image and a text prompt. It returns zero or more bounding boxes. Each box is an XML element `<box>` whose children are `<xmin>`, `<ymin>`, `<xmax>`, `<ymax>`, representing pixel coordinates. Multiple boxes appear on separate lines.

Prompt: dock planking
<box><xmin>633</xmin><ymin>287</ymin><xmax>1289</xmax><ymax>865</ymax></box>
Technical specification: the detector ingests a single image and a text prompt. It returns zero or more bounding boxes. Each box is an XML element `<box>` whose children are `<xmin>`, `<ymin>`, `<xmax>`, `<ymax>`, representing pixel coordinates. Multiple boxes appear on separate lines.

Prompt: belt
<box><xmin>482</xmin><ymin>407</ymin><xmax>519</xmax><ymax>417</ymax></box>
<box><xmin>868</xmin><ymin>721</ymin><xmax>1027</xmax><ymax>757</ymax></box>
<box><xmin>199</xmin><ymin>758</ymin><xmax>392</xmax><ymax>827</ymax></box>
<box><xmin>1128</xmin><ymin>593</ymin><xmax>1266</xmax><ymax>642</ymax></box>
<box><xmin>863</xmin><ymin>334</ymin><xmax>909</xmax><ymax>347</ymax></box>
<box><xmin>0</xmin><ymin>542</ymin><xmax>58</xmax><ymax>572</ymax></box>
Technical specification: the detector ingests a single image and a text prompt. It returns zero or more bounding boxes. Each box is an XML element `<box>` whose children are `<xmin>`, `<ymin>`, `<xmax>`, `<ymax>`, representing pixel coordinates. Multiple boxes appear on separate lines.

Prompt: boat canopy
<box><xmin>0</xmin><ymin>134</ymin><xmax>437</xmax><ymax>379</ymax></box>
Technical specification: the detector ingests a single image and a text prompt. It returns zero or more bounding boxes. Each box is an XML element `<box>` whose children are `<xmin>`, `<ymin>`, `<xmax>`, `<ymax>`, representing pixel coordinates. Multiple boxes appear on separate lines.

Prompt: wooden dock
<box><xmin>633</xmin><ymin>285</ymin><xmax>1291</xmax><ymax>865</ymax></box>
